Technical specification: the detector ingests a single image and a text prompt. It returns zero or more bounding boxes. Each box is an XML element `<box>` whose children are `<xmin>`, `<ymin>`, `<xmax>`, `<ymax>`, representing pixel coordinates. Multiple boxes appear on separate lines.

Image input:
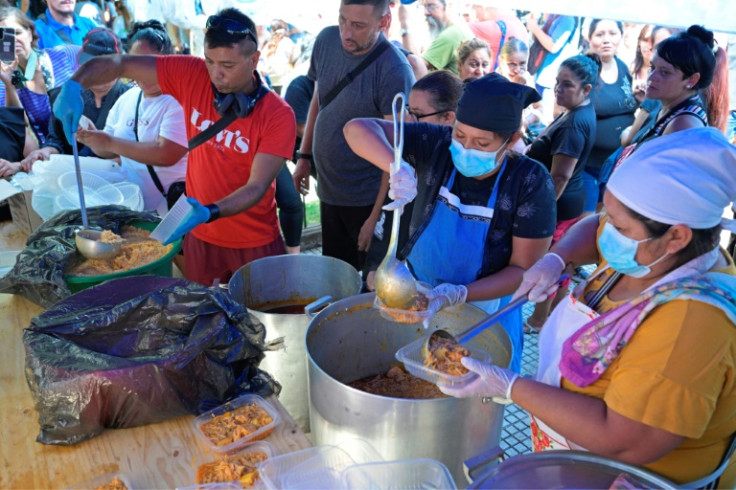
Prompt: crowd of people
<box><xmin>1</xmin><ymin>0</ymin><xmax>736</xmax><ymax>486</ymax></box>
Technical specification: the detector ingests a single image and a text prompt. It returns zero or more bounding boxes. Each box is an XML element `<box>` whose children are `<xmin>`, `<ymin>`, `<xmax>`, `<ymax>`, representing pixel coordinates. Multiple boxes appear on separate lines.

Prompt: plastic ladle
<box><xmin>374</xmin><ymin>92</ymin><xmax>418</xmax><ymax>310</ymax></box>
<box><xmin>70</xmin><ymin>133</ymin><xmax>121</xmax><ymax>259</ymax></box>
<box><xmin>421</xmin><ymin>275</ymin><xmax>572</xmax><ymax>360</ymax></box>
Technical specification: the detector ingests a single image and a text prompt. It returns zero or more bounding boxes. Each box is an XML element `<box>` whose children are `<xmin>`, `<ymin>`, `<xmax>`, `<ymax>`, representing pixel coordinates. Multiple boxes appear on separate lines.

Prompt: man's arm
<box><xmin>215</xmin><ymin>152</ymin><xmax>284</xmax><ymax>218</ymax></box>
<box><xmin>71</xmin><ymin>54</ymin><xmax>159</xmax><ymax>88</ymax></box>
<box><xmin>292</xmin><ymin>82</ymin><xmax>319</xmax><ymax>194</ymax></box>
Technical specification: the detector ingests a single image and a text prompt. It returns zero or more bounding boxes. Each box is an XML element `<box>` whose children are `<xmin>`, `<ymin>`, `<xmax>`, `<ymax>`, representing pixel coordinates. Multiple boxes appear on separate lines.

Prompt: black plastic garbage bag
<box><xmin>0</xmin><ymin>205</ymin><xmax>162</xmax><ymax>307</ymax></box>
<box><xmin>23</xmin><ymin>275</ymin><xmax>280</xmax><ymax>446</ymax></box>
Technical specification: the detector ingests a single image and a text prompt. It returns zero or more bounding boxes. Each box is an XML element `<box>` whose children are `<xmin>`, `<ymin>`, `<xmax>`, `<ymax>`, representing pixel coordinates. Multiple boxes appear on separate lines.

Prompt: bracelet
<box><xmin>205</xmin><ymin>203</ymin><xmax>221</xmax><ymax>223</ymax></box>
<box><xmin>295</xmin><ymin>151</ymin><xmax>313</xmax><ymax>162</ymax></box>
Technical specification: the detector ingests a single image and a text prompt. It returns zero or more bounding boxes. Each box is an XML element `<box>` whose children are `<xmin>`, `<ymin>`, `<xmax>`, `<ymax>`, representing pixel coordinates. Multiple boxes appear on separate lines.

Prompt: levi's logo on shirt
<box><xmin>190</xmin><ymin>108</ymin><xmax>251</xmax><ymax>154</ymax></box>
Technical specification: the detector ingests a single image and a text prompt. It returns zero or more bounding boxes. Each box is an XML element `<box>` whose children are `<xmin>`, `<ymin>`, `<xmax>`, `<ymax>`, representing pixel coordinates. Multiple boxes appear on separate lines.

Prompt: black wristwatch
<box><xmin>295</xmin><ymin>151</ymin><xmax>313</xmax><ymax>162</ymax></box>
<box><xmin>205</xmin><ymin>203</ymin><xmax>221</xmax><ymax>223</ymax></box>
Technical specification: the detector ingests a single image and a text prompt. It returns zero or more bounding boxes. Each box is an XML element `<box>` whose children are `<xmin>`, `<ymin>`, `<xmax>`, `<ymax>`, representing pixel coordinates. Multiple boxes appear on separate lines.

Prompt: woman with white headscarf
<box><xmin>440</xmin><ymin>127</ymin><xmax>736</xmax><ymax>486</ymax></box>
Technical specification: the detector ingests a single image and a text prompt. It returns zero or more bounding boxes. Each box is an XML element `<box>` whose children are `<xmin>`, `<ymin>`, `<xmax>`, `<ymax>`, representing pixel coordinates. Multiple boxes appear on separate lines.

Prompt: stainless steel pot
<box><xmin>464</xmin><ymin>447</ymin><xmax>678</xmax><ymax>488</ymax></box>
<box><xmin>228</xmin><ymin>254</ymin><xmax>362</xmax><ymax>431</ymax></box>
<box><xmin>306</xmin><ymin>293</ymin><xmax>512</xmax><ymax>487</ymax></box>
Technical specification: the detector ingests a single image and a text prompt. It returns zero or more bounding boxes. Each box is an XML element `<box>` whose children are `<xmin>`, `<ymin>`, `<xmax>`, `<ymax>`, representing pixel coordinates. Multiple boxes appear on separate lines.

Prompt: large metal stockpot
<box><xmin>306</xmin><ymin>293</ymin><xmax>512</xmax><ymax>487</ymax></box>
<box><xmin>228</xmin><ymin>254</ymin><xmax>362</xmax><ymax>431</ymax></box>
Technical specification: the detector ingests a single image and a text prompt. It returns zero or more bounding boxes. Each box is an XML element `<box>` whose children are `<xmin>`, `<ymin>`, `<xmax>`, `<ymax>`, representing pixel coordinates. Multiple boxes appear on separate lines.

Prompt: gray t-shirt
<box><xmin>308</xmin><ymin>26</ymin><xmax>415</xmax><ymax>206</ymax></box>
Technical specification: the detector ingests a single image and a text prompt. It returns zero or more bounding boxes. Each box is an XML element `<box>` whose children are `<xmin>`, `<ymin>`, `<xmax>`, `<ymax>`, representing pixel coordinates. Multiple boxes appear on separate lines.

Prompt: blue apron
<box><xmin>407</xmin><ymin>159</ymin><xmax>523</xmax><ymax>373</ymax></box>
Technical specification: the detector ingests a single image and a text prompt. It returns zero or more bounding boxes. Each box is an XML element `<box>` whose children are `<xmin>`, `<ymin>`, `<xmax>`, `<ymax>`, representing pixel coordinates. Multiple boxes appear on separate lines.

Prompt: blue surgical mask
<box><xmin>598</xmin><ymin>222</ymin><xmax>669</xmax><ymax>278</ymax></box>
<box><xmin>449</xmin><ymin>138</ymin><xmax>506</xmax><ymax>178</ymax></box>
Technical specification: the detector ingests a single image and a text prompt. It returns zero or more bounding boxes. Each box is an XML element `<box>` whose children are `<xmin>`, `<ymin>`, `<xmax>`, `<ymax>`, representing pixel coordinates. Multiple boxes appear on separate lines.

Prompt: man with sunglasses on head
<box><xmin>53</xmin><ymin>8</ymin><xmax>296</xmax><ymax>286</ymax></box>
<box><xmin>291</xmin><ymin>0</ymin><xmax>414</xmax><ymax>274</ymax></box>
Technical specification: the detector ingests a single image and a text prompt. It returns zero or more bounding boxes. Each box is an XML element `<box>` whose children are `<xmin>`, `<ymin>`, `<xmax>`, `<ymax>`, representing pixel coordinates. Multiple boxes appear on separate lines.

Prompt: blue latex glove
<box><xmin>162</xmin><ymin>197</ymin><xmax>211</xmax><ymax>245</ymax></box>
<box><xmin>52</xmin><ymin>80</ymin><xmax>84</xmax><ymax>146</ymax></box>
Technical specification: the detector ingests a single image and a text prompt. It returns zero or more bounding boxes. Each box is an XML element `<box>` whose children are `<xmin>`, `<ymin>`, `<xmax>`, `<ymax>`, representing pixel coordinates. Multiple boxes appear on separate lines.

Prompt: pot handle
<box><xmin>305</xmin><ymin>295</ymin><xmax>332</xmax><ymax>318</ymax></box>
<box><xmin>463</xmin><ymin>445</ymin><xmax>505</xmax><ymax>483</ymax></box>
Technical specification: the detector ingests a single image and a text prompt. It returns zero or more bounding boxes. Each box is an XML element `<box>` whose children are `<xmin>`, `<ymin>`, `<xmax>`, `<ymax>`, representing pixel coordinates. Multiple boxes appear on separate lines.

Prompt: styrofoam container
<box><xmin>149</xmin><ymin>194</ymin><xmax>193</xmax><ymax>243</ymax></box>
<box><xmin>395</xmin><ymin>336</ymin><xmax>491</xmax><ymax>388</ymax></box>
<box><xmin>181</xmin><ymin>441</ymin><xmax>276</xmax><ymax>490</ymax></box>
<box><xmin>342</xmin><ymin>459</ymin><xmax>457</xmax><ymax>489</ymax></box>
<box><xmin>70</xmin><ymin>471</ymin><xmax>134</xmax><ymax>489</ymax></box>
<box><xmin>192</xmin><ymin>394</ymin><xmax>280</xmax><ymax>454</ymax></box>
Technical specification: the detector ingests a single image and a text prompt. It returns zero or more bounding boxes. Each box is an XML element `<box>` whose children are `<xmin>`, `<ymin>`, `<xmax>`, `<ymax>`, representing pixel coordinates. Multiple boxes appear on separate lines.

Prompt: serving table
<box><xmin>0</xmin><ymin>293</ymin><xmax>312</xmax><ymax>489</ymax></box>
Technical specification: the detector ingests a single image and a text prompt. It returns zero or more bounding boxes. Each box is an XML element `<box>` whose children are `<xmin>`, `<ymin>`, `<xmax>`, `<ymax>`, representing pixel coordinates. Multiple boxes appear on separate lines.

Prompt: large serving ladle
<box><xmin>71</xmin><ymin>133</ymin><xmax>122</xmax><ymax>259</ymax></box>
<box><xmin>420</xmin><ymin>275</ymin><xmax>571</xmax><ymax>360</ymax></box>
<box><xmin>374</xmin><ymin>92</ymin><xmax>419</xmax><ymax>310</ymax></box>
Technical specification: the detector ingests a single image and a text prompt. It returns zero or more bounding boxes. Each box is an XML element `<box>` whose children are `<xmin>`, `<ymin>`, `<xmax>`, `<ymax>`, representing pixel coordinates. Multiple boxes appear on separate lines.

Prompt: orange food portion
<box><xmin>380</xmin><ymin>292</ymin><xmax>430</xmax><ymax>324</ymax></box>
<box><xmin>94</xmin><ymin>476</ymin><xmax>128</xmax><ymax>490</ymax></box>
<box><xmin>199</xmin><ymin>404</ymin><xmax>274</xmax><ymax>447</ymax></box>
<box><xmin>68</xmin><ymin>226</ymin><xmax>172</xmax><ymax>276</ymax></box>
<box><xmin>196</xmin><ymin>451</ymin><xmax>269</xmax><ymax>487</ymax></box>
<box><xmin>424</xmin><ymin>336</ymin><xmax>470</xmax><ymax>376</ymax></box>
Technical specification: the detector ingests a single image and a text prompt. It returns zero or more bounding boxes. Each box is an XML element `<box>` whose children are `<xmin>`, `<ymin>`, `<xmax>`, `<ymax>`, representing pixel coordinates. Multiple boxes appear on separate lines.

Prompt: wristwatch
<box><xmin>401</xmin><ymin>28</ymin><xmax>410</xmax><ymax>37</ymax></box>
<box><xmin>295</xmin><ymin>151</ymin><xmax>313</xmax><ymax>162</ymax></box>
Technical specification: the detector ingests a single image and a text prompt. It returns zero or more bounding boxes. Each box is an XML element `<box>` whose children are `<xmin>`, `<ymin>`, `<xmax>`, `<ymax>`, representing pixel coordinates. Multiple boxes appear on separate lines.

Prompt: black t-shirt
<box><xmin>0</xmin><ymin>107</ymin><xmax>26</xmax><ymax>162</ymax></box>
<box><xmin>587</xmin><ymin>57</ymin><xmax>637</xmax><ymax>172</ymax></box>
<box><xmin>283</xmin><ymin>75</ymin><xmax>315</xmax><ymax>125</ymax></box>
<box><xmin>398</xmin><ymin>123</ymin><xmax>556</xmax><ymax>279</ymax></box>
<box><xmin>527</xmin><ymin>102</ymin><xmax>596</xmax><ymax>221</ymax></box>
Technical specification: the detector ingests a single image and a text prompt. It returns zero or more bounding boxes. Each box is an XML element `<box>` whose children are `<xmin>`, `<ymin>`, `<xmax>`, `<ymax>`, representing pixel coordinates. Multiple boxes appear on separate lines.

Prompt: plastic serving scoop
<box><xmin>70</xmin><ymin>133</ymin><xmax>122</xmax><ymax>260</ymax></box>
<box><xmin>374</xmin><ymin>92</ymin><xmax>418</xmax><ymax>310</ymax></box>
<box><xmin>421</xmin><ymin>275</ymin><xmax>571</xmax><ymax>360</ymax></box>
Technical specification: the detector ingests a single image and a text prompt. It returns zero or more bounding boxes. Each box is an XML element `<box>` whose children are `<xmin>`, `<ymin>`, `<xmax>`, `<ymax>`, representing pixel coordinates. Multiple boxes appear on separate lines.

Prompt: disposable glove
<box><xmin>383</xmin><ymin>159</ymin><xmax>417</xmax><ymax>212</ymax></box>
<box><xmin>513</xmin><ymin>252</ymin><xmax>566</xmax><ymax>303</ymax></box>
<box><xmin>52</xmin><ymin>80</ymin><xmax>84</xmax><ymax>146</ymax></box>
<box><xmin>162</xmin><ymin>197</ymin><xmax>215</xmax><ymax>245</ymax></box>
<box><xmin>426</xmin><ymin>283</ymin><xmax>468</xmax><ymax>314</ymax></box>
<box><xmin>439</xmin><ymin>356</ymin><xmax>519</xmax><ymax>404</ymax></box>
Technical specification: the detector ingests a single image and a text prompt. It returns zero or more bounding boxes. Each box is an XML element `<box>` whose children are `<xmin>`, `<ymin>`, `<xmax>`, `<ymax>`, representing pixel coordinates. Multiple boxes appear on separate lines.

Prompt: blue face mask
<box><xmin>449</xmin><ymin>138</ymin><xmax>506</xmax><ymax>178</ymax></box>
<box><xmin>598</xmin><ymin>222</ymin><xmax>669</xmax><ymax>278</ymax></box>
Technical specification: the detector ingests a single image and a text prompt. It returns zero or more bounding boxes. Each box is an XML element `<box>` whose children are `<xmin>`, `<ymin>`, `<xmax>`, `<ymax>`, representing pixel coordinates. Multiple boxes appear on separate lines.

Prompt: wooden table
<box><xmin>0</xmin><ymin>293</ymin><xmax>312</xmax><ymax>489</ymax></box>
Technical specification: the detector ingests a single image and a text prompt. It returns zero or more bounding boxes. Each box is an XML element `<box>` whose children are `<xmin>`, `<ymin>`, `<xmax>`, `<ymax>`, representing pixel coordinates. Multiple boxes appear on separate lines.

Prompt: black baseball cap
<box><xmin>78</xmin><ymin>28</ymin><xmax>123</xmax><ymax>64</ymax></box>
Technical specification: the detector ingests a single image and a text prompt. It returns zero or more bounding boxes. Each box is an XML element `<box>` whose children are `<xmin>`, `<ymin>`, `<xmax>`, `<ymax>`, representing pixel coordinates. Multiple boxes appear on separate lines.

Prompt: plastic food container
<box><xmin>149</xmin><ymin>194</ymin><xmax>194</xmax><ymax>243</ymax></box>
<box><xmin>395</xmin><ymin>336</ymin><xmax>491</xmax><ymax>388</ymax></box>
<box><xmin>192</xmin><ymin>394</ymin><xmax>281</xmax><ymax>454</ymax></box>
<box><xmin>342</xmin><ymin>459</ymin><xmax>457</xmax><ymax>489</ymax></box>
<box><xmin>373</xmin><ymin>282</ymin><xmax>433</xmax><ymax>324</ymax></box>
<box><xmin>70</xmin><ymin>471</ymin><xmax>134</xmax><ymax>489</ymax></box>
<box><xmin>185</xmin><ymin>441</ymin><xmax>276</xmax><ymax>490</ymax></box>
<box><xmin>258</xmin><ymin>439</ymin><xmax>382</xmax><ymax>490</ymax></box>
<box><xmin>63</xmin><ymin>220</ymin><xmax>183</xmax><ymax>293</ymax></box>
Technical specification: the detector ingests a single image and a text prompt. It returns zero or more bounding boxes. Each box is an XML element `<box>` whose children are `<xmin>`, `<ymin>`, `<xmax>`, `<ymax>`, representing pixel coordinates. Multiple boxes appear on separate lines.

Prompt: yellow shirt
<box><xmin>562</xmin><ymin>222</ymin><xmax>736</xmax><ymax>485</ymax></box>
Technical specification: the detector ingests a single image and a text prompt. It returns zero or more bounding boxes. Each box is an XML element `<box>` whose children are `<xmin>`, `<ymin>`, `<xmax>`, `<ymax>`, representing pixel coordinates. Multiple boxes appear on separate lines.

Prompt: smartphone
<box><xmin>0</xmin><ymin>26</ymin><xmax>15</xmax><ymax>63</ymax></box>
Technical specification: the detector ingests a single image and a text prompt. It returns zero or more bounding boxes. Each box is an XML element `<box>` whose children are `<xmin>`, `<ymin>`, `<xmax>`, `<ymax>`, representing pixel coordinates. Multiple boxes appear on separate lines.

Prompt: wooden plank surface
<box><xmin>0</xmin><ymin>293</ymin><xmax>311</xmax><ymax>489</ymax></box>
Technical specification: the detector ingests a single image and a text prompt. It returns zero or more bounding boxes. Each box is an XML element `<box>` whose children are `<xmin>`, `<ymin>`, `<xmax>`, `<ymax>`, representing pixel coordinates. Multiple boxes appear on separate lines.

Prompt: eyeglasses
<box><xmin>406</xmin><ymin>105</ymin><xmax>446</xmax><ymax>121</ymax></box>
<box><xmin>423</xmin><ymin>3</ymin><xmax>441</xmax><ymax>12</ymax></box>
<box><xmin>206</xmin><ymin>15</ymin><xmax>257</xmax><ymax>44</ymax></box>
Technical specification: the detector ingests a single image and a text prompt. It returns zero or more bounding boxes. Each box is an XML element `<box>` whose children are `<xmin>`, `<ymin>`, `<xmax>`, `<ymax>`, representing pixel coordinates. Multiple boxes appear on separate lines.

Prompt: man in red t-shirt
<box><xmin>53</xmin><ymin>8</ymin><xmax>296</xmax><ymax>285</ymax></box>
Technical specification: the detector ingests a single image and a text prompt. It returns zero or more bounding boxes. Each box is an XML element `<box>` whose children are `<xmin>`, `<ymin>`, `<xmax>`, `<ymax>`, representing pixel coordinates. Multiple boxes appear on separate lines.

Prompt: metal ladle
<box><xmin>71</xmin><ymin>133</ymin><xmax>122</xmax><ymax>259</ymax></box>
<box><xmin>421</xmin><ymin>275</ymin><xmax>571</xmax><ymax>360</ymax></box>
<box><xmin>374</xmin><ymin>92</ymin><xmax>418</xmax><ymax>310</ymax></box>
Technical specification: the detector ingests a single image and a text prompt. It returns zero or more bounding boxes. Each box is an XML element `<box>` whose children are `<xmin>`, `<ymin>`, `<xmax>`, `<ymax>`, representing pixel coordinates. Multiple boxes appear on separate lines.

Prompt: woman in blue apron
<box><xmin>344</xmin><ymin>73</ymin><xmax>557</xmax><ymax>373</ymax></box>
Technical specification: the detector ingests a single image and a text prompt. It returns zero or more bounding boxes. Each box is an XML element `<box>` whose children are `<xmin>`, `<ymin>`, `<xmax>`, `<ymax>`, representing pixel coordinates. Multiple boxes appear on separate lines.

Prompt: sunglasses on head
<box><xmin>206</xmin><ymin>15</ymin><xmax>257</xmax><ymax>44</ymax></box>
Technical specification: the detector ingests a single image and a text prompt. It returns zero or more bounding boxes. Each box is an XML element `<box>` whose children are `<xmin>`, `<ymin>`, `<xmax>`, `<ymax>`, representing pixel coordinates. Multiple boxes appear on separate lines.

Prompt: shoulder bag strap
<box><xmin>38</xmin><ymin>13</ymin><xmax>74</xmax><ymax>45</ymax></box>
<box><xmin>319</xmin><ymin>38</ymin><xmax>391</xmax><ymax>110</ymax></box>
<box><xmin>187</xmin><ymin>111</ymin><xmax>237</xmax><ymax>152</ymax></box>
<box><xmin>133</xmin><ymin>90</ymin><xmax>167</xmax><ymax>197</ymax></box>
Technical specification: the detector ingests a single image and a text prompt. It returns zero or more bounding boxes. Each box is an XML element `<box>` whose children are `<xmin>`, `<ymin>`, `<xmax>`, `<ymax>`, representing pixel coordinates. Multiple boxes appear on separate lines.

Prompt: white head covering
<box><xmin>607</xmin><ymin>127</ymin><xmax>736</xmax><ymax>232</ymax></box>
